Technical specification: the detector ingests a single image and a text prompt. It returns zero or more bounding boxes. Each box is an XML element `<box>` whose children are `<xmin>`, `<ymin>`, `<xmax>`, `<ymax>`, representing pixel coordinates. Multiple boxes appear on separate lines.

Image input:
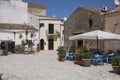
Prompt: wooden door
<box><xmin>48</xmin><ymin>38</ymin><xmax>54</xmax><ymax>50</ymax></box>
<box><xmin>40</xmin><ymin>39</ymin><xmax>44</xmax><ymax>50</ymax></box>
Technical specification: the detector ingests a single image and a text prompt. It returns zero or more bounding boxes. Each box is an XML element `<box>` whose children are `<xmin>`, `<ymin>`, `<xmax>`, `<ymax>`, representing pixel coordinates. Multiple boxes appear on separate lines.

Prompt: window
<box><xmin>49</xmin><ymin>24</ymin><xmax>54</xmax><ymax>34</ymax></box>
<box><xmin>39</xmin><ymin>23</ymin><xmax>44</xmax><ymax>28</ymax></box>
<box><xmin>89</xmin><ymin>19</ymin><xmax>93</xmax><ymax>27</ymax></box>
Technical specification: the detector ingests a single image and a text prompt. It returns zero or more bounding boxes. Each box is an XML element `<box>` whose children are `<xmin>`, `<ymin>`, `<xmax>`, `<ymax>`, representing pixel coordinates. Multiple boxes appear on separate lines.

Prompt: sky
<box><xmin>23</xmin><ymin>0</ymin><xmax>118</xmax><ymax>18</ymax></box>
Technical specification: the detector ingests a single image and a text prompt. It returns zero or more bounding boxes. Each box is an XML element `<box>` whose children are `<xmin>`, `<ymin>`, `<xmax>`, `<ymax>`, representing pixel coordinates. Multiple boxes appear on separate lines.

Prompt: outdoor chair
<box><xmin>95</xmin><ymin>55</ymin><xmax>104</xmax><ymax>65</ymax></box>
<box><xmin>91</xmin><ymin>55</ymin><xmax>96</xmax><ymax>65</ymax></box>
<box><xmin>108</xmin><ymin>53</ymin><xmax>114</xmax><ymax>62</ymax></box>
<box><xmin>69</xmin><ymin>53</ymin><xmax>75</xmax><ymax>61</ymax></box>
<box><xmin>66</xmin><ymin>52</ymin><xmax>70</xmax><ymax>60</ymax></box>
<box><xmin>91</xmin><ymin>54</ymin><xmax>104</xmax><ymax>65</ymax></box>
<box><xmin>102</xmin><ymin>53</ymin><xmax>108</xmax><ymax>63</ymax></box>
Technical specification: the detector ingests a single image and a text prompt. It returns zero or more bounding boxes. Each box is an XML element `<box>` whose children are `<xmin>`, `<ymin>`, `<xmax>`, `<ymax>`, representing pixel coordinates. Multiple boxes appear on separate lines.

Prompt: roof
<box><xmin>109</xmin><ymin>5</ymin><xmax>120</xmax><ymax>13</ymax></box>
<box><xmin>28</xmin><ymin>3</ymin><xmax>46</xmax><ymax>9</ymax></box>
<box><xmin>79</xmin><ymin>6</ymin><xmax>101</xmax><ymax>14</ymax></box>
<box><xmin>0</xmin><ymin>23</ymin><xmax>38</xmax><ymax>31</ymax></box>
<box><xmin>38</xmin><ymin>15</ymin><xmax>62</xmax><ymax>21</ymax></box>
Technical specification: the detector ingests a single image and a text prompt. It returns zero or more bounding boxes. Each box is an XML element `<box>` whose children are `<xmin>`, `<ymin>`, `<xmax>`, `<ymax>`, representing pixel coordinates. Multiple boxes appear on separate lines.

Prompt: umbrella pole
<box><xmin>97</xmin><ymin>36</ymin><xmax>99</xmax><ymax>54</ymax></box>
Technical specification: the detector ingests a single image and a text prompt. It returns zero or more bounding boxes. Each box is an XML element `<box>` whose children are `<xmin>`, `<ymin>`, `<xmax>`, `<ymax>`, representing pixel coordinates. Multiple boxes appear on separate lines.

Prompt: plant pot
<box><xmin>58</xmin><ymin>57</ymin><xmax>66</xmax><ymax>61</ymax></box>
<box><xmin>3</xmin><ymin>50</ymin><xmax>8</xmax><ymax>56</ymax></box>
<box><xmin>112</xmin><ymin>66</ymin><xmax>120</xmax><ymax>74</ymax></box>
<box><xmin>74</xmin><ymin>60</ymin><xmax>83</xmax><ymax>65</ymax></box>
<box><xmin>82</xmin><ymin>59</ymin><xmax>91</xmax><ymax>67</ymax></box>
<box><xmin>29</xmin><ymin>50</ymin><xmax>35</xmax><ymax>54</ymax></box>
<box><xmin>37</xmin><ymin>50</ymin><xmax>40</xmax><ymax>52</ymax></box>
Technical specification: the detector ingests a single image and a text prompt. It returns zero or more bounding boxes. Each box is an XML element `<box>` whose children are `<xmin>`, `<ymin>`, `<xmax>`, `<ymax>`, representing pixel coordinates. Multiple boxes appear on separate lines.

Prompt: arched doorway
<box><xmin>40</xmin><ymin>39</ymin><xmax>44</xmax><ymax>50</ymax></box>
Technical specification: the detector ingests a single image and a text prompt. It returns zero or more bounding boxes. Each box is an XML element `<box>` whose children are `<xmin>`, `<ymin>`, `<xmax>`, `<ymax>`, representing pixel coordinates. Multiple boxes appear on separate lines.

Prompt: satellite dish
<box><xmin>114</xmin><ymin>0</ymin><xmax>120</xmax><ymax>6</ymax></box>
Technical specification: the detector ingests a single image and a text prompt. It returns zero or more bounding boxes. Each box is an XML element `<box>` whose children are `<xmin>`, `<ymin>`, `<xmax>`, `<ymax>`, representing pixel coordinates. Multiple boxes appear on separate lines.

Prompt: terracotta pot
<box><xmin>3</xmin><ymin>50</ymin><xmax>8</xmax><ymax>56</ymax></box>
<box><xmin>82</xmin><ymin>59</ymin><xmax>91</xmax><ymax>67</ymax></box>
<box><xmin>58</xmin><ymin>57</ymin><xmax>66</xmax><ymax>61</ymax></box>
<box><xmin>112</xmin><ymin>66</ymin><xmax>120</xmax><ymax>74</ymax></box>
<box><xmin>74</xmin><ymin>60</ymin><xmax>83</xmax><ymax>65</ymax></box>
<box><xmin>29</xmin><ymin>51</ymin><xmax>35</xmax><ymax>54</ymax></box>
<box><xmin>37</xmin><ymin>50</ymin><xmax>40</xmax><ymax>52</ymax></box>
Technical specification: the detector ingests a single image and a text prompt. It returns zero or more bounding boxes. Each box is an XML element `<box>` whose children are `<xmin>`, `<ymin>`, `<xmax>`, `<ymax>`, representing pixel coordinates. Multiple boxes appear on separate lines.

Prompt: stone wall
<box><xmin>28</xmin><ymin>3</ymin><xmax>46</xmax><ymax>16</ymax></box>
<box><xmin>105</xmin><ymin>12</ymin><xmax>120</xmax><ymax>51</ymax></box>
<box><xmin>64</xmin><ymin>7</ymin><xmax>104</xmax><ymax>49</ymax></box>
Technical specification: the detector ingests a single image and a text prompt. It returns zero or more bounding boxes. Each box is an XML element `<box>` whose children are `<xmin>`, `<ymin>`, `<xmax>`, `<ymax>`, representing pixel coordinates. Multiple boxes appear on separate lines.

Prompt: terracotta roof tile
<box><xmin>0</xmin><ymin>23</ymin><xmax>38</xmax><ymax>31</ymax></box>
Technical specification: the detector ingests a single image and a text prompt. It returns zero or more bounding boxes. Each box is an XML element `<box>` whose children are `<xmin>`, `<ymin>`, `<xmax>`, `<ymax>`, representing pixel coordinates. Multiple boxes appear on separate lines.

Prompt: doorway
<box><xmin>48</xmin><ymin>38</ymin><xmax>54</xmax><ymax>50</ymax></box>
<box><xmin>40</xmin><ymin>39</ymin><xmax>44</xmax><ymax>50</ymax></box>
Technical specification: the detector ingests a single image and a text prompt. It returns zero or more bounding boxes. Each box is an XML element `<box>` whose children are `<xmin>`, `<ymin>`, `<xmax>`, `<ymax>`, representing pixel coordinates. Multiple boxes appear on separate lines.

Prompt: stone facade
<box><xmin>28</xmin><ymin>3</ymin><xmax>46</xmax><ymax>16</ymax></box>
<box><xmin>65</xmin><ymin>5</ymin><xmax>120</xmax><ymax>51</ymax></box>
<box><xmin>104</xmin><ymin>6</ymin><xmax>120</xmax><ymax>51</ymax></box>
<box><xmin>64</xmin><ymin>6</ymin><xmax>104</xmax><ymax>49</ymax></box>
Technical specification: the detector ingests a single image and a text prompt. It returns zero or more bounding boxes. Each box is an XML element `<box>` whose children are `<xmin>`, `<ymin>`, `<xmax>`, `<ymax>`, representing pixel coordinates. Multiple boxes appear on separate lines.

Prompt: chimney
<box><xmin>101</xmin><ymin>6</ymin><xmax>107</xmax><ymax>12</ymax></box>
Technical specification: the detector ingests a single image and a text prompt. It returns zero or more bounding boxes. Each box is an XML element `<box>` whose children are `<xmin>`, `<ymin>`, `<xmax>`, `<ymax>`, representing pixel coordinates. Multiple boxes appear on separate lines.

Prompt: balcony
<box><xmin>46</xmin><ymin>30</ymin><xmax>60</xmax><ymax>38</ymax></box>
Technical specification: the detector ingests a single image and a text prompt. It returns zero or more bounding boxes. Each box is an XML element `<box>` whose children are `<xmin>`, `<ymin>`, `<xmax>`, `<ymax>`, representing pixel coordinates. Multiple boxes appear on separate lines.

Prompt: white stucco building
<box><xmin>38</xmin><ymin>16</ymin><xmax>64</xmax><ymax>50</ymax></box>
<box><xmin>0</xmin><ymin>0</ymin><xmax>64</xmax><ymax>52</ymax></box>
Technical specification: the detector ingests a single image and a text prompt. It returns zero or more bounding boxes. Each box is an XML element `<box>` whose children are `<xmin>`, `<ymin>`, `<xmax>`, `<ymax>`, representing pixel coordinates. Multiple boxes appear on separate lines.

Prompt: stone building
<box><xmin>38</xmin><ymin>16</ymin><xmax>64</xmax><ymax>50</ymax></box>
<box><xmin>64</xmin><ymin>5</ymin><xmax>120</xmax><ymax>51</ymax></box>
<box><xmin>28</xmin><ymin>3</ymin><xmax>64</xmax><ymax>50</ymax></box>
<box><xmin>28</xmin><ymin>3</ymin><xmax>46</xmax><ymax>16</ymax></box>
<box><xmin>104</xmin><ymin>5</ymin><xmax>120</xmax><ymax>51</ymax></box>
<box><xmin>0</xmin><ymin>0</ymin><xmax>64</xmax><ymax>52</ymax></box>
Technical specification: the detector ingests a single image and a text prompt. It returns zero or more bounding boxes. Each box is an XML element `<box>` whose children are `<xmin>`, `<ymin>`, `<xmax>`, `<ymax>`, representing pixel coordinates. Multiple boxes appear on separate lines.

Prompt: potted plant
<box><xmin>74</xmin><ymin>48</ymin><xmax>83</xmax><ymax>65</ymax></box>
<box><xmin>69</xmin><ymin>46</ymin><xmax>75</xmax><ymax>53</ymax></box>
<box><xmin>37</xmin><ymin>43</ymin><xmax>40</xmax><ymax>52</ymax></box>
<box><xmin>57</xmin><ymin>46</ymin><xmax>66</xmax><ymax>61</ymax></box>
<box><xmin>111</xmin><ymin>56</ymin><xmax>120</xmax><ymax>74</ymax></box>
<box><xmin>82</xmin><ymin>47</ymin><xmax>93</xmax><ymax>67</ymax></box>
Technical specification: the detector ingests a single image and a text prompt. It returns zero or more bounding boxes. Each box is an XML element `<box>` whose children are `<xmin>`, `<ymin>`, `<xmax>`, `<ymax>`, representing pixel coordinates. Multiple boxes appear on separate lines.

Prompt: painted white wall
<box><xmin>60</xmin><ymin>21</ymin><xmax>64</xmax><ymax>46</ymax></box>
<box><xmin>0</xmin><ymin>0</ymin><xmax>39</xmax><ymax>49</ymax></box>
<box><xmin>0</xmin><ymin>0</ymin><xmax>64</xmax><ymax>51</ymax></box>
<box><xmin>39</xmin><ymin>19</ymin><xmax>63</xmax><ymax>50</ymax></box>
<box><xmin>0</xmin><ymin>0</ymin><xmax>28</xmax><ymax>24</ymax></box>
<box><xmin>28</xmin><ymin>14</ymin><xmax>39</xmax><ymax>29</ymax></box>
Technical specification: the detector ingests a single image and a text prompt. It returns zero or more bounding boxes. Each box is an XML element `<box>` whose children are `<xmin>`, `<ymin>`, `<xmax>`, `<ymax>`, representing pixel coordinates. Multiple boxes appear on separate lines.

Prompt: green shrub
<box><xmin>108</xmin><ymin>50</ymin><xmax>114</xmax><ymax>54</ymax></box>
<box><xmin>57</xmin><ymin>46</ymin><xmax>66</xmax><ymax>58</ymax></box>
<box><xmin>111</xmin><ymin>56</ymin><xmax>120</xmax><ymax>66</ymax></box>
<box><xmin>83</xmin><ymin>52</ymin><xmax>92</xmax><ymax>59</ymax></box>
<box><xmin>75</xmin><ymin>51</ymin><xmax>82</xmax><ymax>60</ymax></box>
<box><xmin>75</xmin><ymin>49</ymin><xmax>83</xmax><ymax>60</ymax></box>
<box><xmin>37</xmin><ymin>43</ymin><xmax>40</xmax><ymax>50</ymax></box>
<box><xmin>69</xmin><ymin>46</ymin><xmax>75</xmax><ymax>53</ymax></box>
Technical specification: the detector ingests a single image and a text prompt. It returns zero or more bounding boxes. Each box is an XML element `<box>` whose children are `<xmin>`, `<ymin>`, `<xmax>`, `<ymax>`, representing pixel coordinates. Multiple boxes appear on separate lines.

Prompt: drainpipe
<box><xmin>103</xmin><ymin>13</ymin><xmax>107</xmax><ymax>51</ymax></box>
<box><xmin>13</xmin><ymin>32</ymin><xmax>16</xmax><ymax>41</ymax></box>
<box><xmin>39</xmin><ymin>19</ymin><xmax>41</xmax><ymax>50</ymax></box>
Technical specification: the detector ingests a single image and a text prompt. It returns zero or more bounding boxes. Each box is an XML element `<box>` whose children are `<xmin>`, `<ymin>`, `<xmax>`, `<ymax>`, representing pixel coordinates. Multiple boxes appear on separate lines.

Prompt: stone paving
<box><xmin>0</xmin><ymin>50</ymin><xmax>120</xmax><ymax>80</ymax></box>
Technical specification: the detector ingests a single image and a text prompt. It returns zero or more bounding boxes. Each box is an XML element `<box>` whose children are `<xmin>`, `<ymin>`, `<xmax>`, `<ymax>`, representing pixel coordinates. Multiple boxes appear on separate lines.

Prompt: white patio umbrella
<box><xmin>69</xmin><ymin>30</ymin><xmax>120</xmax><ymax>52</ymax></box>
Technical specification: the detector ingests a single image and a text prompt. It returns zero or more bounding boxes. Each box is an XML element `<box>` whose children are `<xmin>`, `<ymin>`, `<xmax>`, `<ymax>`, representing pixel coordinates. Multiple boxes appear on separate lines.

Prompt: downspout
<box><xmin>103</xmin><ymin>13</ymin><xmax>107</xmax><ymax>51</ymax></box>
